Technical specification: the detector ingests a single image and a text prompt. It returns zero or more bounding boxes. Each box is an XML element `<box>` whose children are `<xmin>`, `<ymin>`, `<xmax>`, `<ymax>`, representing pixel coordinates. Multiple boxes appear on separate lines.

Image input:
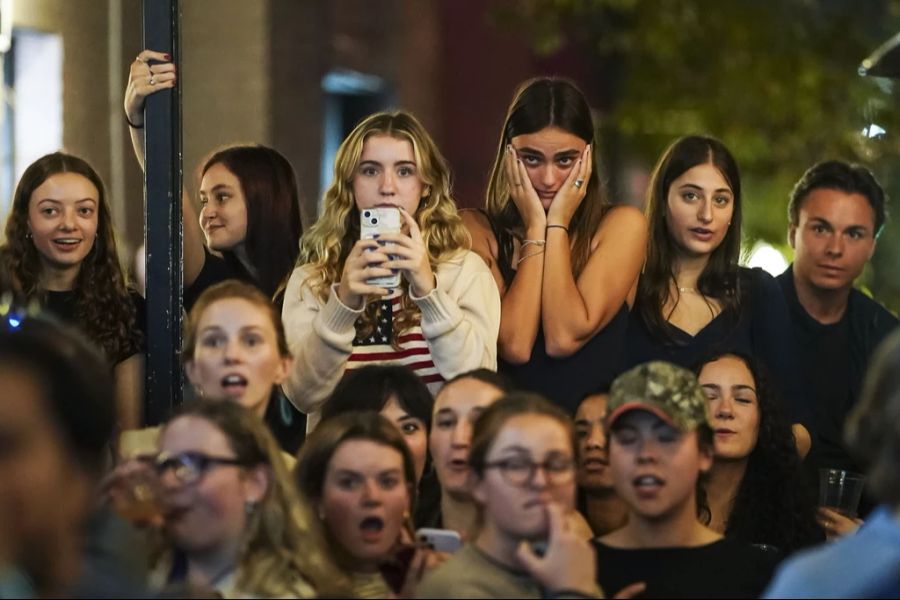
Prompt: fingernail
<box><xmin>391</xmin><ymin>269</ymin><xmax>399</xmax><ymax>274</ymax></box>
<box><xmin>372</xmin><ymin>233</ymin><xmax>380</xmax><ymax>238</ymax></box>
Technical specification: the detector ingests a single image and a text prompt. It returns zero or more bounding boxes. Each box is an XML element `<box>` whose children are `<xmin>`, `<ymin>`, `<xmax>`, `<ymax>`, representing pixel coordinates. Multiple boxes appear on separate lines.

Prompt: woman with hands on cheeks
<box><xmin>417</xmin><ymin>393</ymin><xmax>612</xmax><ymax>599</ymax></box>
<box><xmin>281</xmin><ymin>111</ymin><xmax>499</xmax><ymax>430</ymax></box>
<box><xmin>464</xmin><ymin>77</ymin><xmax>646</xmax><ymax>413</ymax></box>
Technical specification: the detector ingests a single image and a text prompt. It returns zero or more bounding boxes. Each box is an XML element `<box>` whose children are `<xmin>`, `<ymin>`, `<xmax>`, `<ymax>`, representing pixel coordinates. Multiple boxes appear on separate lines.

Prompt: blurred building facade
<box><xmin>4</xmin><ymin>0</ymin><xmax>596</xmax><ymax>257</ymax></box>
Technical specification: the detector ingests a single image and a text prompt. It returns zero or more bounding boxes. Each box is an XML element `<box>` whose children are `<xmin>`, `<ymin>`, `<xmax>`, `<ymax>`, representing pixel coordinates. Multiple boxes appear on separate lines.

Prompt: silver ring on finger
<box><xmin>149</xmin><ymin>76</ymin><xmax>156</xmax><ymax>86</ymax></box>
<box><xmin>136</xmin><ymin>55</ymin><xmax>146</xmax><ymax>63</ymax></box>
<box><xmin>573</xmin><ymin>179</ymin><xmax>584</xmax><ymax>189</ymax></box>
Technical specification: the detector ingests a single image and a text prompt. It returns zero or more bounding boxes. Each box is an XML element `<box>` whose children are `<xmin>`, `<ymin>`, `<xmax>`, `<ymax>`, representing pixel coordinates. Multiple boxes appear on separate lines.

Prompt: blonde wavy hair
<box><xmin>160</xmin><ymin>401</ymin><xmax>350</xmax><ymax>597</ymax></box>
<box><xmin>298</xmin><ymin>110</ymin><xmax>470</xmax><ymax>343</ymax></box>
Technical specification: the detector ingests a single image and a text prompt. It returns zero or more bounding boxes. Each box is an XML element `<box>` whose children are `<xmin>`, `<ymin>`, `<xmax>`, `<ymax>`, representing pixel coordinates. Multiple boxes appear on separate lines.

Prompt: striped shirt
<box><xmin>347</xmin><ymin>292</ymin><xmax>444</xmax><ymax>390</ymax></box>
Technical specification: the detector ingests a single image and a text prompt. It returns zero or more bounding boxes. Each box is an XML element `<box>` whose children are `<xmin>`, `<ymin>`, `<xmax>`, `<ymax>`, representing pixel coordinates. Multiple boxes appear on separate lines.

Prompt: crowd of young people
<box><xmin>1</xmin><ymin>51</ymin><xmax>897</xmax><ymax>598</ymax></box>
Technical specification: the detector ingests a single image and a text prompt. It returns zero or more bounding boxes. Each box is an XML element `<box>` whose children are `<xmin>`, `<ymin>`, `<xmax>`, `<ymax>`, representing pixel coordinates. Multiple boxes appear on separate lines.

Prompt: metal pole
<box><xmin>142</xmin><ymin>0</ymin><xmax>182</xmax><ymax>425</ymax></box>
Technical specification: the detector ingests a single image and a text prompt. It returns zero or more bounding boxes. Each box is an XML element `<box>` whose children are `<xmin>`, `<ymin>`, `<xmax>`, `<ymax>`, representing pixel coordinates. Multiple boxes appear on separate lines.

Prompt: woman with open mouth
<box><xmin>119</xmin><ymin>279</ymin><xmax>302</xmax><ymax>458</ymax></box>
<box><xmin>574</xmin><ymin>391</ymin><xmax>628</xmax><ymax>536</ymax></box>
<box><xmin>0</xmin><ymin>152</ymin><xmax>145</xmax><ymax>431</ymax></box>
<box><xmin>418</xmin><ymin>392</ymin><xmax>601</xmax><ymax>599</ymax></box>
<box><xmin>696</xmin><ymin>352</ymin><xmax>821</xmax><ymax>554</ymax></box>
<box><xmin>150</xmin><ymin>401</ymin><xmax>345</xmax><ymax>598</ymax></box>
<box><xmin>624</xmin><ymin>134</ymin><xmax>810</xmax><ymax>458</ymax></box>
<box><xmin>295</xmin><ymin>411</ymin><xmax>433</xmax><ymax>598</ymax></box>
<box><xmin>595</xmin><ymin>361</ymin><xmax>779</xmax><ymax>598</ymax></box>
<box><xmin>427</xmin><ymin>368</ymin><xmax>511</xmax><ymax>536</ymax></box>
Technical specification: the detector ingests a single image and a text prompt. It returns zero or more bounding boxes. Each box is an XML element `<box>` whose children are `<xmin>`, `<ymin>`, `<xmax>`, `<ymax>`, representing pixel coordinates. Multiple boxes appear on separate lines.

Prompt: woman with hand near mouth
<box><xmin>0</xmin><ymin>152</ymin><xmax>145</xmax><ymax>430</ymax></box>
<box><xmin>282</xmin><ymin>111</ymin><xmax>499</xmax><ymax>431</ymax></box>
<box><xmin>418</xmin><ymin>393</ymin><xmax>603</xmax><ymax>599</ymax></box>
<box><xmin>595</xmin><ymin>361</ymin><xmax>778</xmax><ymax>599</ymax></box>
<box><xmin>295</xmin><ymin>411</ymin><xmax>435</xmax><ymax>598</ymax></box>
<box><xmin>696</xmin><ymin>353</ymin><xmax>821</xmax><ymax>555</ymax></box>
<box><xmin>574</xmin><ymin>392</ymin><xmax>628</xmax><ymax>536</ymax></box>
<box><xmin>464</xmin><ymin>78</ymin><xmax>646</xmax><ymax>413</ymax></box>
<box><xmin>150</xmin><ymin>401</ymin><xmax>345</xmax><ymax>598</ymax></box>
<box><xmin>125</xmin><ymin>50</ymin><xmax>302</xmax><ymax>310</ymax></box>
<box><xmin>427</xmin><ymin>369</ymin><xmax>510</xmax><ymax>535</ymax></box>
<box><xmin>625</xmin><ymin>136</ymin><xmax>808</xmax><ymax>443</ymax></box>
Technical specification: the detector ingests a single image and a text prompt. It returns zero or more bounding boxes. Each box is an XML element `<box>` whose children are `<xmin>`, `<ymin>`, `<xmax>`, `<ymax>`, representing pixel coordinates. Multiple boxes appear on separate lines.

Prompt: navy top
<box><xmin>624</xmin><ymin>267</ymin><xmax>806</xmax><ymax>423</ymax></box>
<box><xmin>776</xmin><ymin>265</ymin><xmax>898</xmax><ymax>474</ymax></box>
<box><xmin>499</xmin><ymin>304</ymin><xmax>629</xmax><ymax>414</ymax></box>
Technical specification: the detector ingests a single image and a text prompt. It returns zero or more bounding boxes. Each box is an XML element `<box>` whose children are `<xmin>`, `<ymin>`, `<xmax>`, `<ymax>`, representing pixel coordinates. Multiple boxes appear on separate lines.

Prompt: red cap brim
<box><xmin>605</xmin><ymin>401</ymin><xmax>677</xmax><ymax>430</ymax></box>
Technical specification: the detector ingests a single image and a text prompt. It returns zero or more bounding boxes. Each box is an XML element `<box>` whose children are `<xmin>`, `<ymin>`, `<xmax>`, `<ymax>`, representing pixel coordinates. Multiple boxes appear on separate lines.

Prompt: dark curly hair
<box><xmin>695</xmin><ymin>352</ymin><xmax>821</xmax><ymax>554</ymax></box>
<box><xmin>0</xmin><ymin>152</ymin><xmax>140</xmax><ymax>365</ymax></box>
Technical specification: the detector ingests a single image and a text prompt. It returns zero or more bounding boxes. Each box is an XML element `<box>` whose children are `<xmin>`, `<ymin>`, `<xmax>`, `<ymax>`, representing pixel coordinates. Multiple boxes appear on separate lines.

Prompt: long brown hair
<box><xmin>0</xmin><ymin>152</ymin><xmax>140</xmax><ymax>364</ymax></box>
<box><xmin>200</xmin><ymin>145</ymin><xmax>302</xmax><ymax>300</ymax></box>
<box><xmin>636</xmin><ymin>135</ymin><xmax>744</xmax><ymax>343</ymax></box>
<box><xmin>485</xmin><ymin>78</ymin><xmax>611</xmax><ymax>283</ymax></box>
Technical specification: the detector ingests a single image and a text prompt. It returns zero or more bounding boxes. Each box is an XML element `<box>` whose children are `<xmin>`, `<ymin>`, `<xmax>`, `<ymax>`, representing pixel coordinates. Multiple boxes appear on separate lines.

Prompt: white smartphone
<box><xmin>415</xmin><ymin>527</ymin><xmax>462</xmax><ymax>553</ymax></box>
<box><xmin>360</xmin><ymin>207</ymin><xmax>402</xmax><ymax>288</ymax></box>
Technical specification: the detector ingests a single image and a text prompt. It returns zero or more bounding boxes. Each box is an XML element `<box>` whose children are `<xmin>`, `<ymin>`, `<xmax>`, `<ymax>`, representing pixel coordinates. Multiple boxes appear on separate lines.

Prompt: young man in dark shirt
<box><xmin>777</xmin><ymin>161</ymin><xmax>897</xmax><ymax>481</ymax></box>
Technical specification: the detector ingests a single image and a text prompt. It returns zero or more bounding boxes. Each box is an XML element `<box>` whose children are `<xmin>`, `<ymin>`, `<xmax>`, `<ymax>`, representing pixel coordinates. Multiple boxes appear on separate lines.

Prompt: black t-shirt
<box><xmin>593</xmin><ymin>538</ymin><xmax>779</xmax><ymax>599</ymax></box>
<box><xmin>44</xmin><ymin>289</ymin><xmax>146</xmax><ymax>365</ymax></box>
<box><xmin>184</xmin><ymin>249</ymin><xmax>256</xmax><ymax>312</ymax></box>
<box><xmin>776</xmin><ymin>266</ymin><xmax>899</xmax><ymax>474</ymax></box>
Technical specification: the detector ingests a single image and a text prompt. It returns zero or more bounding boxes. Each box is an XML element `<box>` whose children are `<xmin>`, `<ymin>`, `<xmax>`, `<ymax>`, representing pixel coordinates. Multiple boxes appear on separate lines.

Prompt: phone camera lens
<box><xmin>363</xmin><ymin>210</ymin><xmax>371</xmax><ymax>218</ymax></box>
<box><xmin>372</xmin><ymin>218</ymin><xmax>378</xmax><ymax>224</ymax></box>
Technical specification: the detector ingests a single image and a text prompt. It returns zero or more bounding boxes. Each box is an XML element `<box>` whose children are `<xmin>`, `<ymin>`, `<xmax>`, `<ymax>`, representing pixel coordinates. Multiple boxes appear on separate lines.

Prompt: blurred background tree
<box><xmin>493</xmin><ymin>0</ymin><xmax>900</xmax><ymax>312</ymax></box>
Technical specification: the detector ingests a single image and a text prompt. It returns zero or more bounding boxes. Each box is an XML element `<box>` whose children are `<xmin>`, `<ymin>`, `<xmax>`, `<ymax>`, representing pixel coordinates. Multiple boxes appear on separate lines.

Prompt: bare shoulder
<box><xmin>459</xmin><ymin>208</ymin><xmax>499</xmax><ymax>262</ymax></box>
<box><xmin>460</xmin><ymin>208</ymin><xmax>493</xmax><ymax>235</ymax></box>
<box><xmin>592</xmin><ymin>204</ymin><xmax>647</xmax><ymax>248</ymax></box>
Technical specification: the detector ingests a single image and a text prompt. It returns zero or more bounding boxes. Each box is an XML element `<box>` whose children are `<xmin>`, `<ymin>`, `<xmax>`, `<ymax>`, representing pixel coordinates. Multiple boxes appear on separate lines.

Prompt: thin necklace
<box><xmin>678</xmin><ymin>287</ymin><xmax>698</xmax><ymax>294</ymax></box>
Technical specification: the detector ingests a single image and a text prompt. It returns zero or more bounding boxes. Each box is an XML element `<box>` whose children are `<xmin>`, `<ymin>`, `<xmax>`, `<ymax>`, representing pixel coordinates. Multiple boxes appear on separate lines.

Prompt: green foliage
<box><xmin>495</xmin><ymin>0</ymin><xmax>900</xmax><ymax>312</ymax></box>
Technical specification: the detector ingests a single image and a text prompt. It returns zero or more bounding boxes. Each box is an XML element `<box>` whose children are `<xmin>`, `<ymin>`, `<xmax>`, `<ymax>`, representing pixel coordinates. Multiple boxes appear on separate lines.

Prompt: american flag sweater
<box><xmin>281</xmin><ymin>250</ymin><xmax>500</xmax><ymax>430</ymax></box>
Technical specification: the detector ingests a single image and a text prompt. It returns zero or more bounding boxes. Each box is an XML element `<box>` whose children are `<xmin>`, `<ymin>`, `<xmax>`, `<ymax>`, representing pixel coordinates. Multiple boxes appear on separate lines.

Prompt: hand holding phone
<box><xmin>415</xmin><ymin>527</ymin><xmax>462</xmax><ymax>553</ymax></box>
<box><xmin>360</xmin><ymin>207</ymin><xmax>402</xmax><ymax>289</ymax></box>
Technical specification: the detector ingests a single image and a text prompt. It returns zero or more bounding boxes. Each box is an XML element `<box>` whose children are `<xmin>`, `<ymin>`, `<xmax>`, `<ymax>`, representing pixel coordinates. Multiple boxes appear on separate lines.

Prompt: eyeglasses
<box><xmin>482</xmin><ymin>456</ymin><xmax>575</xmax><ymax>487</ymax></box>
<box><xmin>154</xmin><ymin>451</ymin><xmax>247</xmax><ymax>485</ymax></box>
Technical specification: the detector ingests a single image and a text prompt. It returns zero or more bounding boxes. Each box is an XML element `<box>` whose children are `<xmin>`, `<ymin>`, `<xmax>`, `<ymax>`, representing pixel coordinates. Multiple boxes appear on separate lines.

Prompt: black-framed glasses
<box><xmin>154</xmin><ymin>451</ymin><xmax>247</xmax><ymax>485</ymax></box>
<box><xmin>482</xmin><ymin>456</ymin><xmax>575</xmax><ymax>487</ymax></box>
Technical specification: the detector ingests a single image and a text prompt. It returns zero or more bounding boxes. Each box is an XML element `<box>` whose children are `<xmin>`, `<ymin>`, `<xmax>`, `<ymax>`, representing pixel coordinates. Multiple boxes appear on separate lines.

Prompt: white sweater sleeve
<box><xmin>411</xmin><ymin>251</ymin><xmax>500</xmax><ymax>377</ymax></box>
<box><xmin>280</xmin><ymin>265</ymin><xmax>363</xmax><ymax>415</ymax></box>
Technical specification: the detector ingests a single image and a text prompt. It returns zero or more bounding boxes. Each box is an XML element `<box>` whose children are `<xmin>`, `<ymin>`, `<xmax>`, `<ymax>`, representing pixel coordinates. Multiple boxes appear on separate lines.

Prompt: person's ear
<box><xmin>184</xmin><ymin>359</ymin><xmax>199</xmax><ymax>386</ymax></box>
<box><xmin>243</xmin><ymin>464</ymin><xmax>270</xmax><ymax>505</ymax></box>
<box><xmin>272</xmin><ymin>354</ymin><xmax>293</xmax><ymax>386</ymax></box>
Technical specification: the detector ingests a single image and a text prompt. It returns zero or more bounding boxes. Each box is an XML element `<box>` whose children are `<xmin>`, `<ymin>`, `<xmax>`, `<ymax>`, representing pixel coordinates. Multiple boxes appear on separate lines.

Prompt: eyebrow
<box><xmin>435</xmin><ymin>408</ymin><xmax>456</xmax><ymax>417</ymax></box>
<box><xmin>574</xmin><ymin>418</ymin><xmax>591</xmax><ymax>427</ymax></box>
<box><xmin>359</xmin><ymin>159</ymin><xmax>417</xmax><ymax>168</ymax></box>
<box><xmin>199</xmin><ymin>184</ymin><xmax>234</xmax><ymax>195</ymax></box>
<box><xmin>395</xmin><ymin>414</ymin><xmax>421</xmax><ymax>423</ymax></box>
<box><xmin>516</xmin><ymin>146</ymin><xmax>581</xmax><ymax>159</ymax></box>
<box><xmin>678</xmin><ymin>183</ymin><xmax>733</xmax><ymax>194</ymax></box>
<box><xmin>198</xmin><ymin>325</ymin><xmax>265</xmax><ymax>335</ymax></box>
<box><xmin>37</xmin><ymin>197</ymin><xmax>97</xmax><ymax>205</ymax></box>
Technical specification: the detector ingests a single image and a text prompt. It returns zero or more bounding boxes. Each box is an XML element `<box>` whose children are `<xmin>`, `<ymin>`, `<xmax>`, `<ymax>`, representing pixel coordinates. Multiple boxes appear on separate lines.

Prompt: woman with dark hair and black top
<box><xmin>695</xmin><ymin>352</ymin><xmax>822</xmax><ymax>557</ymax></box>
<box><xmin>320</xmin><ymin>364</ymin><xmax>440</xmax><ymax>528</ymax></box>
<box><xmin>624</xmin><ymin>135</ymin><xmax>810</xmax><ymax>451</ymax></box>
<box><xmin>124</xmin><ymin>49</ymin><xmax>302</xmax><ymax>309</ymax></box>
<box><xmin>463</xmin><ymin>77</ymin><xmax>646</xmax><ymax>413</ymax></box>
<box><xmin>0</xmin><ymin>152</ymin><xmax>145</xmax><ymax>430</ymax></box>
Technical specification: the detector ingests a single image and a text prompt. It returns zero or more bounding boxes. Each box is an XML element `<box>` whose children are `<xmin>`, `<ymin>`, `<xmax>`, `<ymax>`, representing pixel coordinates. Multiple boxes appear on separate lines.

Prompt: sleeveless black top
<box><xmin>481</xmin><ymin>209</ymin><xmax>629</xmax><ymax>413</ymax></box>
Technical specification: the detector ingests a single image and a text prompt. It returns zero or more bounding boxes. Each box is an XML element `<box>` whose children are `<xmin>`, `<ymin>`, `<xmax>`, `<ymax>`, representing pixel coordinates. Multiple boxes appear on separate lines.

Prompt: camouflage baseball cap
<box><xmin>606</xmin><ymin>361</ymin><xmax>710</xmax><ymax>432</ymax></box>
